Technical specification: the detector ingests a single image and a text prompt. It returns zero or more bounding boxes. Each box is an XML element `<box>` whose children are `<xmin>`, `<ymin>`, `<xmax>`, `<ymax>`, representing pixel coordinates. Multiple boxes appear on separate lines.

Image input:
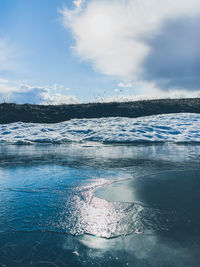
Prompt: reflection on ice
<box><xmin>79</xmin><ymin>196</ymin><xmax>118</xmax><ymax>238</ymax></box>
<box><xmin>95</xmin><ymin>169</ymin><xmax>200</xmax><ymax>237</ymax></box>
<box><xmin>78</xmin><ymin>231</ymin><xmax>158</xmax><ymax>253</ymax></box>
<box><xmin>95</xmin><ymin>180</ymin><xmax>139</xmax><ymax>203</ymax></box>
<box><xmin>0</xmin><ymin>143</ymin><xmax>200</xmax><ymax>238</ymax></box>
<box><xmin>79</xmin><ymin>234</ymin><xmax>115</xmax><ymax>250</ymax></box>
<box><xmin>57</xmin><ymin>183</ymin><xmax>149</xmax><ymax>238</ymax></box>
<box><xmin>71</xmin><ymin>230</ymin><xmax>198</xmax><ymax>266</ymax></box>
<box><xmin>0</xmin><ymin>229</ymin><xmax>198</xmax><ymax>267</ymax></box>
<box><xmin>0</xmin><ymin>142</ymin><xmax>200</xmax><ymax>265</ymax></box>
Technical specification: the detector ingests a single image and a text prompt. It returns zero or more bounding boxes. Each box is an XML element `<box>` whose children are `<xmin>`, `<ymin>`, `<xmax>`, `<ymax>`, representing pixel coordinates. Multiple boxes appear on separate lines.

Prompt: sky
<box><xmin>0</xmin><ymin>0</ymin><xmax>200</xmax><ymax>104</ymax></box>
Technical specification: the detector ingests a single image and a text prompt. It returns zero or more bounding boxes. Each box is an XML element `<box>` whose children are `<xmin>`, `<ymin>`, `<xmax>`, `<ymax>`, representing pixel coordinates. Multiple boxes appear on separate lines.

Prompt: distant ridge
<box><xmin>0</xmin><ymin>98</ymin><xmax>200</xmax><ymax>124</ymax></box>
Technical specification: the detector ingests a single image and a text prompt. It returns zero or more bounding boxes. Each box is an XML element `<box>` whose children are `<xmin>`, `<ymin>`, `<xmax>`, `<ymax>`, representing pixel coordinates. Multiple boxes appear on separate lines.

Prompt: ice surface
<box><xmin>0</xmin><ymin>113</ymin><xmax>200</xmax><ymax>144</ymax></box>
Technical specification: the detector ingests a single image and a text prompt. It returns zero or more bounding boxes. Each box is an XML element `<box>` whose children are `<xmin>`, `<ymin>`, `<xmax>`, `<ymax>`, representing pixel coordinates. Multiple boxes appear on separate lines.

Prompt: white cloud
<box><xmin>49</xmin><ymin>83</ymin><xmax>71</xmax><ymax>92</ymax></box>
<box><xmin>0</xmin><ymin>77</ymin><xmax>198</xmax><ymax>105</ymax></box>
<box><xmin>118</xmin><ymin>82</ymin><xmax>132</xmax><ymax>88</ymax></box>
<box><xmin>61</xmin><ymin>0</ymin><xmax>200</xmax><ymax>91</ymax></box>
<box><xmin>50</xmin><ymin>83</ymin><xmax>64</xmax><ymax>91</ymax></box>
<box><xmin>0</xmin><ymin>78</ymin><xmax>9</xmax><ymax>84</ymax></box>
<box><xmin>96</xmin><ymin>90</ymin><xmax>200</xmax><ymax>103</ymax></box>
<box><xmin>73</xmin><ymin>0</ymin><xmax>85</xmax><ymax>9</ymax></box>
<box><xmin>0</xmin><ymin>79</ymin><xmax>79</xmax><ymax>105</ymax></box>
<box><xmin>47</xmin><ymin>93</ymin><xmax>79</xmax><ymax>105</ymax></box>
<box><xmin>0</xmin><ymin>80</ymin><xmax>18</xmax><ymax>94</ymax></box>
<box><xmin>91</xmin><ymin>78</ymin><xmax>200</xmax><ymax>102</ymax></box>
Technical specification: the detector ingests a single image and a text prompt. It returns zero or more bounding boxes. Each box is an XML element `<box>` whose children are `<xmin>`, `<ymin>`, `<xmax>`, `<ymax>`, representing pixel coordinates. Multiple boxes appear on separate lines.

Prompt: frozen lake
<box><xmin>0</xmin><ymin>142</ymin><xmax>200</xmax><ymax>266</ymax></box>
<box><xmin>0</xmin><ymin>114</ymin><xmax>200</xmax><ymax>266</ymax></box>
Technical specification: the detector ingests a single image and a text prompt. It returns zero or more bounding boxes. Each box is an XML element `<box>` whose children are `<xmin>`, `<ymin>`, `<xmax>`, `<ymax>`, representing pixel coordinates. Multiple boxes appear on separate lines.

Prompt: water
<box><xmin>0</xmin><ymin>114</ymin><xmax>200</xmax><ymax>266</ymax></box>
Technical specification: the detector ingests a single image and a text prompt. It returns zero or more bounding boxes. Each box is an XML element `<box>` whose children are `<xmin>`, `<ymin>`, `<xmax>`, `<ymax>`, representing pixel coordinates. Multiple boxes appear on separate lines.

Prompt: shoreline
<box><xmin>1</xmin><ymin>98</ymin><xmax>200</xmax><ymax>124</ymax></box>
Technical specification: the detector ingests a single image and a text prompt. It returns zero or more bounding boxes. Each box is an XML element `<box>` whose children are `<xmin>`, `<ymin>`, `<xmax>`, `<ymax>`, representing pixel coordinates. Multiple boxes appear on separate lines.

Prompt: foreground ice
<box><xmin>0</xmin><ymin>113</ymin><xmax>200</xmax><ymax>144</ymax></box>
<box><xmin>0</xmin><ymin>142</ymin><xmax>200</xmax><ymax>266</ymax></box>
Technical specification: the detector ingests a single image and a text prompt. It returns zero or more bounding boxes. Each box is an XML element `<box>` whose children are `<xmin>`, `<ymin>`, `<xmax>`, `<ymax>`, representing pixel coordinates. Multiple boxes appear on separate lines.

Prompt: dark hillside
<box><xmin>0</xmin><ymin>98</ymin><xmax>200</xmax><ymax>124</ymax></box>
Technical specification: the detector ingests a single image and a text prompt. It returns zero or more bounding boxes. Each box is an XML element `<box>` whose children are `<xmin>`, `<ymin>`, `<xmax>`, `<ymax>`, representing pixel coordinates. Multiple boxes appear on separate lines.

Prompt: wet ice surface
<box><xmin>1</xmin><ymin>230</ymin><xmax>200</xmax><ymax>267</ymax></box>
<box><xmin>95</xmin><ymin>170</ymin><xmax>200</xmax><ymax>235</ymax></box>
<box><xmin>0</xmin><ymin>141</ymin><xmax>200</xmax><ymax>265</ymax></box>
<box><xmin>0</xmin><ymin>113</ymin><xmax>200</xmax><ymax>144</ymax></box>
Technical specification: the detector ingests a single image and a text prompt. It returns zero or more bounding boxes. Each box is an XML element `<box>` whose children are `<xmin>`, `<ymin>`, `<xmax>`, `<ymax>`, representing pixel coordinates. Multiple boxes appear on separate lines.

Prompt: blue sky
<box><xmin>0</xmin><ymin>0</ymin><xmax>119</xmax><ymax>102</ymax></box>
<box><xmin>0</xmin><ymin>0</ymin><xmax>200</xmax><ymax>104</ymax></box>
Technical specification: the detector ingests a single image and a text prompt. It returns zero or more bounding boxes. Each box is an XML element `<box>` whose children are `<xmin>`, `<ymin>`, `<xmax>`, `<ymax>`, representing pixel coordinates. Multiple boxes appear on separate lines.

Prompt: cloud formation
<box><xmin>0</xmin><ymin>80</ymin><xmax>79</xmax><ymax>105</ymax></box>
<box><xmin>118</xmin><ymin>82</ymin><xmax>132</xmax><ymax>88</ymax></box>
<box><xmin>143</xmin><ymin>17</ymin><xmax>200</xmax><ymax>90</ymax></box>
<box><xmin>62</xmin><ymin>0</ymin><xmax>200</xmax><ymax>91</ymax></box>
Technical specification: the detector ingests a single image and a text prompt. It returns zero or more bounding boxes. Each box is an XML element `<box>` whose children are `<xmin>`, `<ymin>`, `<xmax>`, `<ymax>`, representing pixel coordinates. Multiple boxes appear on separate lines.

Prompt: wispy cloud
<box><xmin>61</xmin><ymin>0</ymin><xmax>200</xmax><ymax>92</ymax></box>
<box><xmin>47</xmin><ymin>93</ymin><xmax>79</xmax><ymax>105</ymax></box>
<box><xmin>95</xmin><ymin>90</ymin><xmax>200</xmax><ymax>103</ymax></box>
<box><xmin>0</xmin><ymin>78</ymin><xmax>9</xmax><ymax>84</ymax></box>
<box><xmin>0</xmin><ymin>39</ymin><xmax>17</xmax><ymax>71</ymax></box>
<box><xmin>73</xmin><ymin>0</ymin><xmax>84</xmax><ymax>9</ymax></box>
<box><xmin>49</xmin><ymin>83</ymin><xmax>71</xmax><ymax>92</ymax></box>
<box><xmin>118</xmin><ymin>82</ymin><xmax>132</xmax><ymax>88</ymax></box>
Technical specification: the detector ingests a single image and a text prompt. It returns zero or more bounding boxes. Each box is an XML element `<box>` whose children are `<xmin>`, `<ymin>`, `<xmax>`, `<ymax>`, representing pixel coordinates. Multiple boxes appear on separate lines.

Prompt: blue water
<box><xmin>0</xmin><ymin>142</ymin><xmax>200</xmax><ymax>266</ymax></box>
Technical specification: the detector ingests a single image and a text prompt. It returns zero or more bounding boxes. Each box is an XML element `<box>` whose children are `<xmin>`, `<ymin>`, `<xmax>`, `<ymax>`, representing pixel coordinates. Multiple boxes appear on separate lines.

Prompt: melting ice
<box><xmin>0</xmin><ymin>113</ymin><xmax>200</xmax><ymax>144</ymax></box>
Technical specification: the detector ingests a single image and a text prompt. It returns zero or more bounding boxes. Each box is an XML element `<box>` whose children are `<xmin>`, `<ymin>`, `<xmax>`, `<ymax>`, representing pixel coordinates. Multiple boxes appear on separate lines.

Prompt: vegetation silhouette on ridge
<box><xmin>0</xmin><ymin>98</ymin><xmax>200</xmax><ymax>124</ymax></box>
